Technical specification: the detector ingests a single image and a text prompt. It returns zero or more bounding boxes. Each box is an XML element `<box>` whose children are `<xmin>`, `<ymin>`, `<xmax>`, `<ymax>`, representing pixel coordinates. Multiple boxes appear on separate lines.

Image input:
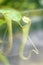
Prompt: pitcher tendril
<box><xmin>19</xmin><ymin>16</ymin><xmax>39</xmax><ymax>60</ymax></box>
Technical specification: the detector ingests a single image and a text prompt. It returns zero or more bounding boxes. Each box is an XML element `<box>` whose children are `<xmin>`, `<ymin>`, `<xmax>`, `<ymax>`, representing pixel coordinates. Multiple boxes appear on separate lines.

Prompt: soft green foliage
<box><xmin>0</xmin><ymin>19</ymin><xmax>6</xmax><ymax>26</ymax></box>
<box><xmin>0</xmin><ymin>54</ymin><xmax>10</xmax><ymax>65</ymax></box>
<box><xmin>0</xmin><ymin>9</ymin><xmax>22</xmax><ymax>26</ymax></box>
<box><xmin>0</xmin><ymin>0</ymin><xmax>43</xmax><ymax>10</ymax></box>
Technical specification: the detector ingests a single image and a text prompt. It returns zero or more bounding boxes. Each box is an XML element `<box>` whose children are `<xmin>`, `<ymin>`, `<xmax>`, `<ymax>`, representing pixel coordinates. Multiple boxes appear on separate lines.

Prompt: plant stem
<box><xmin>3</xmin><ymin>17</ymin><xmax>13</xmax><ymax>55</ymax></box>
<box><xmin>0</xmin><ymin>54</ymin><xmax>10</xmax><ymax>65</ymax></box>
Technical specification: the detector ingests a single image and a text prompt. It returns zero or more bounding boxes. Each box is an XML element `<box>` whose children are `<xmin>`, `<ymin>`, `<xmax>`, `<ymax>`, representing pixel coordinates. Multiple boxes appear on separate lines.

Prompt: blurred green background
<box><xmin>0</xmin><ymin>0</ymin><xmax>43</xmax><ymax>10</ymax></box>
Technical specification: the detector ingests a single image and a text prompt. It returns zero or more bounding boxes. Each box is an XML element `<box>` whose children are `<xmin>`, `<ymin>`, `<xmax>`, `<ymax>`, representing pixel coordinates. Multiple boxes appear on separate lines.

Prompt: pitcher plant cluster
<box><xmin>0</xmin><ymin>8</ymin><xmax>39</xmax><ymax>65</ymax></box>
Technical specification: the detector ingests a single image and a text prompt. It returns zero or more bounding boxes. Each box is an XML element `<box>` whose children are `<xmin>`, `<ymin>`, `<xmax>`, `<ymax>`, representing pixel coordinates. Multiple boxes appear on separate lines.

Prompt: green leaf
<box><xmin>0</xmin><ymin>19</ymin><xmax>6</xmax><ymax>26</ymax></box>
<box><xmin>6</xmin><ymin>10</ymin><xmax>22</xmax><ymax>22</ymax></box>
<box><xmin>0</xmin><ymin>9</ymin><xmax>22</xmax><ymax>22</ymax></box>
